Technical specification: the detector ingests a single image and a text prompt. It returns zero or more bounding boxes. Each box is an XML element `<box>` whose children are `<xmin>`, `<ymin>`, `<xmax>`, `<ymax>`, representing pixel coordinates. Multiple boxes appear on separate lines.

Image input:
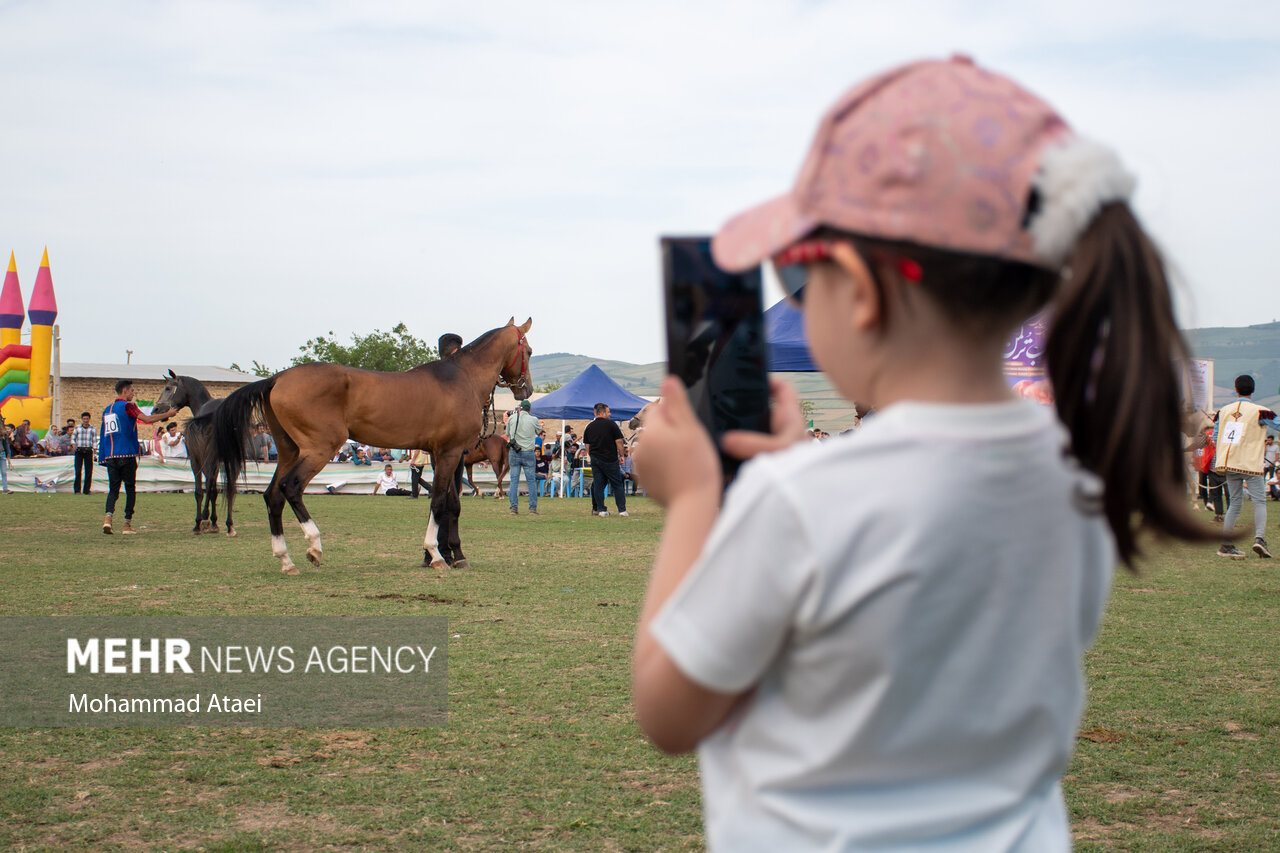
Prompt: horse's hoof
<box><xmin>226</xmin><ymin>527</ymin><xmax>237</xmax><ymax>538</ymax></box>
<box><xmin>452</xmin><ymin>558</ymin><xmax>470</xmax><ymax>569</ymax></box>
<box><xmin>429</xmin><ymin>559</ymin><xmax>448</xmax><ymax>571</ymax></box>
<box><xmin>306</xmin><ymin>547</ymin><xmax>322</xmax><ymax>566</ymax></box>
<box><xmin>281</xmin><ymin>564</ymin><xmax>300</xmax><ymax>576</ymax></box>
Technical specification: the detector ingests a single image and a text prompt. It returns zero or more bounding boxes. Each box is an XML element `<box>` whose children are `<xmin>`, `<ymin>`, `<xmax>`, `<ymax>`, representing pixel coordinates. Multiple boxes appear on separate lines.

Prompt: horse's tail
<box><xmin>197</xmin><ymin>377</ymin><xmax>276</xmax><ymax>512</ymax></box>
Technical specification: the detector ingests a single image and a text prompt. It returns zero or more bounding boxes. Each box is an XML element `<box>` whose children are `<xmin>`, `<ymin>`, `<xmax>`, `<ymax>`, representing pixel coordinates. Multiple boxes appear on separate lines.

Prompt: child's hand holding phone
<box><xmin>720</xmin><ymin>377</ymin><xmax>808</xmax><ymax>461</ymax></box>
<box><xmin>631</xmin><ymin>376</ymin><xmax>722</xmax><ymax>509</ymax></box>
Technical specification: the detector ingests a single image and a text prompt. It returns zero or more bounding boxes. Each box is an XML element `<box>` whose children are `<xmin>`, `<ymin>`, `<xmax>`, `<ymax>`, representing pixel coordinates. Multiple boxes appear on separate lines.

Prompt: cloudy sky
<box><xmin>2</xmin><ymin>1</ymin><xmax>1277</xmax><ymax>371</ymax></box>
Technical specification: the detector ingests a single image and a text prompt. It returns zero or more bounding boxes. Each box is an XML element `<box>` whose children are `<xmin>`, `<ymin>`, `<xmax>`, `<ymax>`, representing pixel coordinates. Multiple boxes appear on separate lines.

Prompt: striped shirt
<box><xmin>72</xmin><ymin>424</ymin><xmax>97</xmax><ymax>449</ymax></box>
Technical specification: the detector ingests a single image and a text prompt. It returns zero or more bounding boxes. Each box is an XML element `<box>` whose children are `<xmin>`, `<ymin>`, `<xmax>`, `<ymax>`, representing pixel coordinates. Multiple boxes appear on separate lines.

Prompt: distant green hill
<box><xmin>531</xmin><ymin>354</ymin><xmax>665</xmax><ymax>395</ymax></box>
<box><xmin>529</xmin><ymin>353</ymin><xmax>860</xmax><ymax>433</ymax></box>
<box><xmin>531</xmin><ymin>321</ymin><xmax>1280</xmax><ymax>430</ymax></box>
<box><xmin>1184</xmin><ymin>321</ymin><xmax>1280</xmax><ymax>409</ymax></box>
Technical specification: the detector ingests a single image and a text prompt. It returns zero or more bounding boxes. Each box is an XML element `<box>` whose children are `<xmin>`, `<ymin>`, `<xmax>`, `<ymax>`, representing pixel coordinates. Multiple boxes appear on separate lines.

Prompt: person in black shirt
<box><xmin>583</xmin><ymin>402</ymin><xmax>627</xmax><ymax>517</ymax></box>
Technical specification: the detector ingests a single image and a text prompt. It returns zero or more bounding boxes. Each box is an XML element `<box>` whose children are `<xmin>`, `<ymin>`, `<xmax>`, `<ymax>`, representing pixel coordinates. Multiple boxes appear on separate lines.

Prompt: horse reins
<box><xmin>479</xmin><ymin>388</ymin><xmax>498</xmax><ymax>442</ymax></box>
<box><xmin>484</xmin><ymin>327</ymin><xmax>529</xmax><ymax>443</ymax></box>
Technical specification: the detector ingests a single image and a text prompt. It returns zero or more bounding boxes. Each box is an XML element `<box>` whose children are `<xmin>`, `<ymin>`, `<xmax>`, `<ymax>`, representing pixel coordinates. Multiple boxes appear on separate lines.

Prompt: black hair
<box><xmin>1042</xmin><ymin>203</ymin><xmax>1216</xmax><ymax>565</ymax></box>
<box><xmin>115</xmin><ymin>379</ymin><xmax>133</xmax><ymax>395</ymax></box>
<box><xmin>438</xmin><ymin>333</ymin><xmax>464</xmax><ymax>356</ymax></box>
<box><xmin>81</xmin><ymin>412</ymin><xmax>91</xmax><ymax>418</ymax></box>
<box><xmin>1235</xmin><ymin>375</ymin><xmax>1255</xmax><ymax>397</ymax></box>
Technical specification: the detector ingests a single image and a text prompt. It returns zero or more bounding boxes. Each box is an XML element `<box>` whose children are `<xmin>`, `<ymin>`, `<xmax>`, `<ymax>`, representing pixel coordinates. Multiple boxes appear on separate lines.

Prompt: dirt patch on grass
<box><xmin>314</xmin><ymin>730</ymin><xmax>378</xmax><ymax>753</ymax></box>
<box><xmin>365</xmin><ymin>592</ymin><xmax>458</xmax><ymax>604</ymax></box>
<box><xmin>1078</xmin><ymin>726</ymin><xmax>1126</xmax><ymax>743</ymax></box>
<box><xmin>253</xmin><ymin>731</ymin><xmax>380</xmax><ymax>768</ymax></box>
<box><xmin>233</xmin><ymin>802</ymin><xmax>347</xmax><ymax>835</ymax></box>
<box><xmin>100</xmin><ymin>829</ymin><xmax>148</xmax><ymax>849</ymax></box>
<box><xmin>1103</xmin><ymin>785</ymin><xmax>1143</xmax><ymax>803</ymax></box>
<box><xmin>1223</xmin><ymin>721</ymin><xmax>1260</xmax><ymax>740</ymax></box>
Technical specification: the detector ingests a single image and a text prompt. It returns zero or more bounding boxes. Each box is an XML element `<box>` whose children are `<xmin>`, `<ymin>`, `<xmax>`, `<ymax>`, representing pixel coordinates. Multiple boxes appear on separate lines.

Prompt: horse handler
<box><xmin>100</xmin><ymin>379</ymin><xmax>176</xmax><ymax>534</ymax></box>
<box><xmin>506</xmin><ymin>400</ymin><xmax>541</xmax><ymax>515</ymax></box>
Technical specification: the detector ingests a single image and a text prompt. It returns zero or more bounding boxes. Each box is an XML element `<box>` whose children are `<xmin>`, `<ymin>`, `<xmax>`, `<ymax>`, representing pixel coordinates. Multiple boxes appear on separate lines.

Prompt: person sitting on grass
<box><xmin>373</xmin><ymin>463</ymin><xmax>411</xmax><ymax>496</ymax></box>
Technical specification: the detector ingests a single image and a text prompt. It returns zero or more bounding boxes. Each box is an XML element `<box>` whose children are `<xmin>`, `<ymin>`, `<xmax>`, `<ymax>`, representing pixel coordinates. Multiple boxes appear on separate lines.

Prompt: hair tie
<box><xmin>1028</xmin><ymin>135</ymin><xmax>1136</xmax><ymax>267</ymax></box>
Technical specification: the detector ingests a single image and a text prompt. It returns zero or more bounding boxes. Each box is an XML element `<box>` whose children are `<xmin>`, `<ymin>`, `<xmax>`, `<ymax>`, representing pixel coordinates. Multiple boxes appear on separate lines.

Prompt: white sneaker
<box><xmin>619</xmin><ymin>511</ymin><xmax>629</xmax><ymax>517</ymax></box>
<box><xmin>597</xmin><ymin>511</ymin><xmax>609</xmax><ymax>517</ymax></box>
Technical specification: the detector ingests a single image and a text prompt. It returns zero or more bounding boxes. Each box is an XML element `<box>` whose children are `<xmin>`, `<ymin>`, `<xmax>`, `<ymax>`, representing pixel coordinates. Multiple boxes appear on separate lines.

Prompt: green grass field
<box><xmin>0</xmin><ymin>491</ymin><xmax>1276</xmax><ymax>851</ymax></box>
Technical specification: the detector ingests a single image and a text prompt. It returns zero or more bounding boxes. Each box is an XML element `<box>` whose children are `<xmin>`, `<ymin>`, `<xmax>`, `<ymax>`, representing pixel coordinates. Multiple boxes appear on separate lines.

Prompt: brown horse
<box><xmin>200</xmin><ymin>319</ymin><xmax>533</xmax><ymax>574</ymax></box>
<box><xmin>462</xmin><ymin>434</ymin><xmax>510</xmax><ymax>498</ymax></box>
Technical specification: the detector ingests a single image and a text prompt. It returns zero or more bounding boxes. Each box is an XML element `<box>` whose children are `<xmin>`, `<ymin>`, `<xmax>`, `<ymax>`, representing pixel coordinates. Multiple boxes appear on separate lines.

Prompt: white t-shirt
<box><xmin>652</xmin><ymin>400</ymin><xmax>1115</xmax><ymax>852</ymax></box>
<box><xmin>162</xmin><ymin>431</ymin><xmax>188</xmax><ymax>459</ymax></box>
<box><xmin>375</xmin><ymin>471</ymin><xmax>398</xmax><ymax>493</ymax></box>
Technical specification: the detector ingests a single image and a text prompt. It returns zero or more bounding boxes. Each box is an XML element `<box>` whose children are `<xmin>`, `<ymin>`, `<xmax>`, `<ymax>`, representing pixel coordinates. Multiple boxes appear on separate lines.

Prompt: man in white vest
<box><xmin>1214</xmin><ymin>374</ymin><xmax>1280</xmax><ymax>559</ymax></box>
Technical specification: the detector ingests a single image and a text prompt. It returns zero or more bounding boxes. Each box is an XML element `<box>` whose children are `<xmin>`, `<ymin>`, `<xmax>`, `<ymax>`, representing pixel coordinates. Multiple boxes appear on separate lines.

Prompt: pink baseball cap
<box><xmin>713</xmin><ymin>55</ymin><xmax>1134</xmax><ymax>273</ymax></box>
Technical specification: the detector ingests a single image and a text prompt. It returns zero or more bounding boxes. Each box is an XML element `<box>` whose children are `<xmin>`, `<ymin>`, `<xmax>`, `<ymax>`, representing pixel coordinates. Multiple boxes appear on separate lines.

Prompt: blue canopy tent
<box><xmin>529</xmin><ymin>363</ymin><xmax>650</xmax><ymax>420</ymax></box>
<box><xmin>765</xmin><ymin>298</ymin><xmax>818</xmax><ymax>372</ymax></box>
<box><xmin>530</xmin><ymin>364</ymin><xmax>650</xmax><ymax>497</ymax></box>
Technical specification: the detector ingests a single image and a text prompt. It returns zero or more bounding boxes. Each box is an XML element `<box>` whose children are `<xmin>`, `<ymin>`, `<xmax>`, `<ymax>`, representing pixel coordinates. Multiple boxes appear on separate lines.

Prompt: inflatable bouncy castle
<box><xmin>1</xmin><ymin>249</ymin><xmax>57</xmax><ymax>436</ymax></box>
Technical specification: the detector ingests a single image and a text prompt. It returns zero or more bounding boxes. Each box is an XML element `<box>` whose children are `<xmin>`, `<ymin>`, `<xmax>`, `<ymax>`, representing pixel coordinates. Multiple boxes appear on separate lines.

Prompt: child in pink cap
<box><xmin>632</xmin><ymin>56</ymin><xmax>1215</xmax><ymax>852</ymax></box>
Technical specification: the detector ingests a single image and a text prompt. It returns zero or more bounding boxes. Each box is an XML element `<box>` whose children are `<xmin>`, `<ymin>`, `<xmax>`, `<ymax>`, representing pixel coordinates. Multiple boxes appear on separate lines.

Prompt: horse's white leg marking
<box><xmin>300</xmin><ymin>518</ymin><xmax>323</xmax><ymax>565</ymax></box>
<box><xmin>272</xmin><ymin>534</ymin><xmax>299</xmax><ymax>576</ymax></box>
<box><xmin>423</xmin><ymin>510</ymin><xmax>445</xmax><ymax>568</ymax></box>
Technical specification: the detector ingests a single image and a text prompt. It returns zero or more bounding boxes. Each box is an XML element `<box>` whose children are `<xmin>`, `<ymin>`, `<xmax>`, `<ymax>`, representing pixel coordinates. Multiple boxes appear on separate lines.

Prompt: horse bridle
<box><xmin>482</xmin><ymin>328</ymin><xmax>531</xmax><ymax>442</ymax></box>
<box><xmin>495</xmin><ymin>328</ymin><xmax>530</xmax><ymax>395</ymax></box>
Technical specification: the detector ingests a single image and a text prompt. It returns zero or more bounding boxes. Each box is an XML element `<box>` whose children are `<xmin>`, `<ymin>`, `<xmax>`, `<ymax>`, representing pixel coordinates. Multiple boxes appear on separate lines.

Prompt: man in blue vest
<box><xmin>99</xmin><ymin>379</ymin><xmax>176</xmax><ymax>534</ymax></box>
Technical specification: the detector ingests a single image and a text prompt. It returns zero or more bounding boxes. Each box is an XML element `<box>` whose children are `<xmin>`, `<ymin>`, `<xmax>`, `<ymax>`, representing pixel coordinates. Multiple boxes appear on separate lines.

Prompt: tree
<box><xmin>229</xmin><ymin>360</ymin><xmax>276</xmax><ymax>378</ymax></box>
<box><xmin>290</xmin><ymin>323</ymin><xmax>437</xmax><ymax>372</ymax></box>
<box><xmin>535</xmin><ymin>380</ymin><xmax>563</xmax><ymax>394</ymax></box>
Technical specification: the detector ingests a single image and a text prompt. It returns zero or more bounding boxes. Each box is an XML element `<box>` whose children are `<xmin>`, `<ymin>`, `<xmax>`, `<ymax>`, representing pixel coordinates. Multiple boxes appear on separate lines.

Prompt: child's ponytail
<box><xmin>1044</xmin><ymin>203</ymin><xmax>1215</xmax><ymax>565</ymax></box>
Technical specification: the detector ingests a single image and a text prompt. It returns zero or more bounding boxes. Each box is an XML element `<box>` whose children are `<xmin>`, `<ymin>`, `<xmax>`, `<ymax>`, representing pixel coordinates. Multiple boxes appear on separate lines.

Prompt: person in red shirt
<box><xmin>1193</xmin><ymin>426</ymin><xmax>1226</xmax><ymax>522</ymax></box>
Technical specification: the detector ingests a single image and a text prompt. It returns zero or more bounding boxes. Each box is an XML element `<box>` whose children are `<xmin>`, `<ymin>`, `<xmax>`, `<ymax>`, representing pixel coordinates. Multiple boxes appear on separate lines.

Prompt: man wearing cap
<box><xmin>506</xmin><ymin>399</ymin><xmax>541</xmax><ymax>515</ymax></box>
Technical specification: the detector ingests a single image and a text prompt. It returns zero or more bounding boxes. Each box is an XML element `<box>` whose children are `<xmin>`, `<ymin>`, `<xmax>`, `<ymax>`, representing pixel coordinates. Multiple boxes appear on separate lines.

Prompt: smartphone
<box><xmin>661</xmin><ymin>236</ymin><xmax>770</xmax><ymax>480</ymax></box>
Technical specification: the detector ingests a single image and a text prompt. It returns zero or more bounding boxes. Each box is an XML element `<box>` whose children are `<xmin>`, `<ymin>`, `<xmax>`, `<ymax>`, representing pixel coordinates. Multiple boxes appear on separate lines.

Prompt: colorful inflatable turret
<box><xmin>0</xmin><ymin>249</ymin><xmax>57</xmax><ymax>435</ymax></box>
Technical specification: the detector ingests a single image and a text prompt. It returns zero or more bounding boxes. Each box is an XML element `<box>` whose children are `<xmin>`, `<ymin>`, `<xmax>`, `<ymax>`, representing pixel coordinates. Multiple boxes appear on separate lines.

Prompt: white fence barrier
<box><xmin>1</xmin><ymin>457</ymin><xmax>504</xmax><ymax>495</ymax></box>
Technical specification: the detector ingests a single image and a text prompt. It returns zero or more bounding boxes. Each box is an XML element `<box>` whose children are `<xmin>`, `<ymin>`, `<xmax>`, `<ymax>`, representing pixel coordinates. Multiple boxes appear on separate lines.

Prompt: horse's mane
<box><xmin>402</xmin><ymin>327</ymin><xmax>508</xmax><ymax>375</ymax></box>
<box><xmin>460</xmin><ymin>327</ymin><xmax>505</xmax><ymax>354</ymax></box>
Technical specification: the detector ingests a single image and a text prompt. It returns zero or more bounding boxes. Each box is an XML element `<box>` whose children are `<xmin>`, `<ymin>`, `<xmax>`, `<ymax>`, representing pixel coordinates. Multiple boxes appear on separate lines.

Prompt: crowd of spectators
<box><xmin>2</xmin><ymin>417</ymin><xmax>78</xmax><ymax>458</ymax></box>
